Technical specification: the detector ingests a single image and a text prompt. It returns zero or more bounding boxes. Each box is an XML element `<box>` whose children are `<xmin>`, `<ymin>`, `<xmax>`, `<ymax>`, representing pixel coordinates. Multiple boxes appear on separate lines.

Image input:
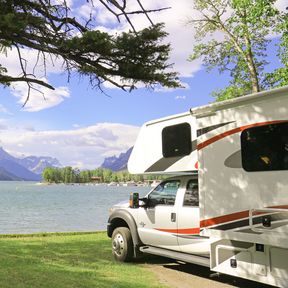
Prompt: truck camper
<box><xmin>107</xmin><ymin>86</ymin><xmax>288</xmax><ymax>287</ymax></box>
<box><xmin>127</xmin><ymin>112</ymin><xmax>198</xmax><ymax>174</ymax></box>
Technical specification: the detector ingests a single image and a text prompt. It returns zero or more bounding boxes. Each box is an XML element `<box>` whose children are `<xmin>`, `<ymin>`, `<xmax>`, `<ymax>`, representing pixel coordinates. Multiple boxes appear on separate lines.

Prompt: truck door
<box><xmin>177</xmin><ymin>178</ymin><xmax>210</xmax><ymax>255</ymax></box>
<box><xmin>137</xmin><ymin>179</ymin><xmax>180</xmax><ymax>250</ymax></box>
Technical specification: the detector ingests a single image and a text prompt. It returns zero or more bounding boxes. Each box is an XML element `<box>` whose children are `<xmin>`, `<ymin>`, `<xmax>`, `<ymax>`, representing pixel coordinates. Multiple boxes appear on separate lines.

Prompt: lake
<box><xmin>0</xmin><ymin>181</ymin><xmax>150</xmax><ymax>234</ymax></box>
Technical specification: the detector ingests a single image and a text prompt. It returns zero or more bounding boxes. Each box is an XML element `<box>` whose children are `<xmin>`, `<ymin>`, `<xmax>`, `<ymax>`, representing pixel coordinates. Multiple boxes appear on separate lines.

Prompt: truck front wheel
<box><xmin>112</xmin><ymin>227</ymin><xmax>133</xmax><ymax>262</ymax></box>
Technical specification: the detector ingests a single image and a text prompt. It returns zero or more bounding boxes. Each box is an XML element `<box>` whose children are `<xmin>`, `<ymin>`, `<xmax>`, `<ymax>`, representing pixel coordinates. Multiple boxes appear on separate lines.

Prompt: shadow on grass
<box><xmin>0</xmin><ymin>233</ymin><xmax>165</xmax><ymax>288</ymax></box>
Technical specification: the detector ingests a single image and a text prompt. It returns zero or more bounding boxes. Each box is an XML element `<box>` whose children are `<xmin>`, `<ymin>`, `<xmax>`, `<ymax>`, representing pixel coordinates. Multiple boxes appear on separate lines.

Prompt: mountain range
<box><xmin>100</xmin><ymin>147</ymin><xmax>132</xmax><ymax>172</ymax></box>
<box><xmin>0</xmin><ymin>147</ymin><xmax>62</xmax><ymax>181</ymax></box>
<box><xmin>0</xmin><ymin>146</ymin><xmax>132</xmax><ymax>181</ymax></box>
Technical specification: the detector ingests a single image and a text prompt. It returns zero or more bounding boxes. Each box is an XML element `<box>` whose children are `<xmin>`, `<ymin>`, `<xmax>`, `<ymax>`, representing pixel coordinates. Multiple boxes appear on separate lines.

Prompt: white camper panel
<box><xmin>191</xmin><ymin>86</ymin><xmax>288</xmax><ymax>287</ymax></box>
<box><xmin>126</xmin><ymin>86</ymin><xmax>288</xmax><ymax>287</ymax></box>
<box><xmin>128</xmin><ymin>112</ymin><xmax>197</xmax><ymax>174</ymax></box>
<box><xmin>190</xmin><ymin>86</ymin><xmax>288</xmax><ymax>238</ymax></box>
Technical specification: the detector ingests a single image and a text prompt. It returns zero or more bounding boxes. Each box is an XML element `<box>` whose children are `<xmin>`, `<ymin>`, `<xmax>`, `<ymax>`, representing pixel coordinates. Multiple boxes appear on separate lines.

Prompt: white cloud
<box><xmin>79</xmin><ymin>2</ymin><xmax>119</xmax><ymax>26</ymax></box>
<box><xmin>23</xmin><ymin>125</ymin><xmax>36</xmax><ymax>131</ymax></box>
<box><xmin>175</xmin><ymin>95</ymin><xmax>186</xmax><ymax>100</ymax></box>
<box><xmin>275</xmin><ymin>0</ymin><xmax>287</xmax><ymax>11</ymax></box>
<box><xmin>151</xmin><ymin>0</ymin><xmax>202</xmax><ymax>77</ymax></box>
<box><xmin>0</xmin><ymin>122</ymin><xmax>140</xmax><ymax>169</ymax></box>
<box><xmin>0</xmin><ymin>48</ymin><xmax>71</xmax><ymax>111</ymax></box>
<box><xmin>0</xmin><ymin>119</ymin><xmax>9</xmax><ymax>130</ymax></box>
<box><xmin>0</xmin><ymin>104</ymin><xmax>12</xmax><ymax>115</ymax></box>
<box><xmin>54</xmin><ymin>0</ymin><xmax>73</xmax><ymax>8</ymax></box>
<box><xmin>0</xmin><ymin>48</ymin><xmax>63</xmax><ymax>77</ymax></box>
<box><xmin>10</xmin><ymin>79</ymin><xmax>70</xmax><ymax>112</ymax></box>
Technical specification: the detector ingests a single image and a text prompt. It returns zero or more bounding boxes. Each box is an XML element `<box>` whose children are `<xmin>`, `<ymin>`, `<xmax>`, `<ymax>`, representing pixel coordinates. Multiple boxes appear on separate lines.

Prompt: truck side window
<box><xmin>241</xmin><ymin>122</ymin><xmax>288</xmax><ymax>172</ymax></box>
<box><xmin>148</xmin><ymin>180</ymin><xmax>180</xmax><ymax>206</ymax></box>
<box><xmin>183</xmin><ymin>179</ymin><xmax>199</xmax><ymax>206</ymax></box>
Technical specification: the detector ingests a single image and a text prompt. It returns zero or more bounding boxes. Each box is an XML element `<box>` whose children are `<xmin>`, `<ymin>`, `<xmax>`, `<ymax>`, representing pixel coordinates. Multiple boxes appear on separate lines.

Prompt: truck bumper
<box><xmin>107</xmin><ymin>223</ymin><xmax>113</xmax><ymax>238</ymax></box>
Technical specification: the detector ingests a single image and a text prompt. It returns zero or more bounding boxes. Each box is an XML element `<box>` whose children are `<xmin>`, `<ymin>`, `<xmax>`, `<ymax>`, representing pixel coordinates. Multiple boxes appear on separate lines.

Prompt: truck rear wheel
<box><xmin>112</xmin><ymin>227</ymin><xmax>133</xmax><ymax>262</ymax></box>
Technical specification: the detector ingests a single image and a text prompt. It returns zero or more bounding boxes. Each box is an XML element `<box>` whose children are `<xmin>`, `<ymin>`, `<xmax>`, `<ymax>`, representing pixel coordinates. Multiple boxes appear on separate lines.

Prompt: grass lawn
<box><xmin>0</xmin><ymin>232</ymin><xmax>166</xmax><ymax>288</ymax></box>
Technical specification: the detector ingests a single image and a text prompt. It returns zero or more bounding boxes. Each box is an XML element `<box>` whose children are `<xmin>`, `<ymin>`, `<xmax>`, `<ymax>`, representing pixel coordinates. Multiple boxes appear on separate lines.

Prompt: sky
<box><xmin>0</xmin><ymin>0</ymin><xmax>286</xmax><ymax>169</ymax></box>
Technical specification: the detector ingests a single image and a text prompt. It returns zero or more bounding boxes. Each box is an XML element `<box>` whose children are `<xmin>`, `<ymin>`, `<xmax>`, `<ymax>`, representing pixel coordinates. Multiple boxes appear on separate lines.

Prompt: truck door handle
<box><xmin>171</xmin><ymin>212</ymin><xmax>176</xmax><ymax>222</ymax></box>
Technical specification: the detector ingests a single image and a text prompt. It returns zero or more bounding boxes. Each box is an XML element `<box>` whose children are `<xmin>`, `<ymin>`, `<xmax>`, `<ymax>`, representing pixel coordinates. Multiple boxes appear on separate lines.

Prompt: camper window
<box><xmin>183</xmin><ymin>179</ymin><xmax>199</xmax><ymax>206</ymax></box>
<box><xmin>162</xmin><ymin>123</ymin><xmax>192</xmax><ymax>158</ymax></box>
<box><xmin>241</xmin><ymin>122</ymin><xmax>288</xmax><ymax>172</ymax></box>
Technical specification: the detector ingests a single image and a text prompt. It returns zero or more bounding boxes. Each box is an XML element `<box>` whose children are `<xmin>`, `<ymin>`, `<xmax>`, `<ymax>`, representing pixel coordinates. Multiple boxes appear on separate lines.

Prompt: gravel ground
<box><xmin>143</xmin><ymin>257</ymin><xmax>275</xmax><ymax>288</ymax></box>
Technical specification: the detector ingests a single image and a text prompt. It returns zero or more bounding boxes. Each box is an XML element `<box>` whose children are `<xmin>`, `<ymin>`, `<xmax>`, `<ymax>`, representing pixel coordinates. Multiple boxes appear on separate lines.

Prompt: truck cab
<box><xmin>107</xmin><ymin>175</ymin><xmax>210</xmax><ymax>262</ymax></box>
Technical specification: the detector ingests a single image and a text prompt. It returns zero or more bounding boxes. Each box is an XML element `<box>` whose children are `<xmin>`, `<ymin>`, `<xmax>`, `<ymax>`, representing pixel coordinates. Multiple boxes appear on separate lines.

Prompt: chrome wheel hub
<box><xmin>112</xmin><ymin>233</ymin><xmax>124</xmax><ymax>256</ymax></box>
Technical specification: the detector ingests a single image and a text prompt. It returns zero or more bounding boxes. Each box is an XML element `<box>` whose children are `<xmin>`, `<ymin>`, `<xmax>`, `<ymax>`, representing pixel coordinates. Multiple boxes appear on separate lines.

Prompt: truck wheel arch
<box><xmin>107</xmin><ymin>209</ymin><xmax>142</xmax><ymax>257</ymax></box>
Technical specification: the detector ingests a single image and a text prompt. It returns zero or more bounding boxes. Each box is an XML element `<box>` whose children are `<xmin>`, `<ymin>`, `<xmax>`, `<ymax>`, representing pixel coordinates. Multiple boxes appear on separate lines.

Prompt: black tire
<box><xmin>111</xmin><ymin>227</ymin><xmax>134</xmax><ymax>262</ymax></box>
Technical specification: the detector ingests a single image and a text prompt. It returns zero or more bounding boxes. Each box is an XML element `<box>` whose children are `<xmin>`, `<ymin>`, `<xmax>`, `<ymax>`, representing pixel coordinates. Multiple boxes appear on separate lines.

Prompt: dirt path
<box><xmin>143</xmin><ymin>257</ymin><xmax>274</xmax><ymax>288</ymax></box>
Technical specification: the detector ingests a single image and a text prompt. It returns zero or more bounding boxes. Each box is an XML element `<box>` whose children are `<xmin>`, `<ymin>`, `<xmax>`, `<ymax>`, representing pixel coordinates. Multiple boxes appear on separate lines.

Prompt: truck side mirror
<box><xmin>139</xmin><ymin>197</ymin><xmax>149</xmax><ymax>208</ymax></box>
<box><xmin>129</xmin><ymin>192</ymin><xmax>139</xmax><ymax>208</ymax></box>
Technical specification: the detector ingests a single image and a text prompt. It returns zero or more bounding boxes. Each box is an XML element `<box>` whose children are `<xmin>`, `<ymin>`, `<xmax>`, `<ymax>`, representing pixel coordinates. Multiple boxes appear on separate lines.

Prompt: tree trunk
<box><xmin>242</xmin><ymin>9</ymin><xmax>260</xmax><ymax>93</ymax></box>
<box><xmin>244</xmin><ymin>38</ymin><xmax>260</xmax><ymax>93</ymax></box>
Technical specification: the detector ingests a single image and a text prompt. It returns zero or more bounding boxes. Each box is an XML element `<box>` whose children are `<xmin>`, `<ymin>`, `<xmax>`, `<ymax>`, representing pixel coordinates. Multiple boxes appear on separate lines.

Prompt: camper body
<box><xmin>107</xmin><ymin>86</ymin><xmax>288</xmax><ymax>287</ymax></box>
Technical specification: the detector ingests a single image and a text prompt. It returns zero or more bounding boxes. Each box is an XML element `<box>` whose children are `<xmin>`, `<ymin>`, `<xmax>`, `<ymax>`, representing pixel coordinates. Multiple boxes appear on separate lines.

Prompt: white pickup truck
<box><xmin>107</xmin><ymin>87</ymin><xmax>288</xmax><ymax>287</ymax></box>
<box><xmin>107</xmin><ymin>175</ymin><xmax>210</xmax><ymax>266</ymax></box>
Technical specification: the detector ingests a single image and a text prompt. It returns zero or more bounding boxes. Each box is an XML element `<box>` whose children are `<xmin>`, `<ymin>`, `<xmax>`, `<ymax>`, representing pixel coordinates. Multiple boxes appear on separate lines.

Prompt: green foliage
<box><xmin>188</xmin><ymin>0</ymin><xmax>281</xmax><ymax>101</ymax></box>
<box><xmin>265</xmin><ymin>67</ymin><xmax>288</xmax><ymax>88</ymax></box>
<box><xmin>0</xmin><ymin>0</ymin><xmax>180</xmax><ymax>94</ymax></box>
<box><xmin>42</xmin><ymin>167</ymin><xmax>163</xmax><ymax>184</ymax></box>
<box><xmin>211</xmin><ymin>84</ymin><xmax>250</xmax><ymax>101</ymax></box>
<box><xmin>265</xmin><ymin>12</ymin><xmax>288</xmax><ymax>88</ymax></box>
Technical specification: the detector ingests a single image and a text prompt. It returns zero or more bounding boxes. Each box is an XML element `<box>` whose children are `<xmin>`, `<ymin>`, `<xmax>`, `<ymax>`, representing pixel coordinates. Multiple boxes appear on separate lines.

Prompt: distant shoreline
<box><xmin>0</xmin><ymin>180</ymin><xmax>159</xmax><ymax>188</ymax></box>
<box><xmin>36</xmin><ymin>181</ymin><xmax>154</xmax><ymax>187</ymax></box>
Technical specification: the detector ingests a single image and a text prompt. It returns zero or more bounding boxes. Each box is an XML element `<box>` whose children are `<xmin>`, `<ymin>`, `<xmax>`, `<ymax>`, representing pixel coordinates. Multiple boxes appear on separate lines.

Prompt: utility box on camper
<box><xmin>107</xmin><ymin>86</ymin><xmax>288</xmax><ymax>288</ymax></box>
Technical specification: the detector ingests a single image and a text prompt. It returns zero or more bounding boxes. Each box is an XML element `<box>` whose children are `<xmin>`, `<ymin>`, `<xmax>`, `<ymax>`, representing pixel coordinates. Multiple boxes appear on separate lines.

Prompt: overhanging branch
<box><xmin>0</xmin><ymin>75</ymin><xmax>55</xmax><ymax>90</ymax></box>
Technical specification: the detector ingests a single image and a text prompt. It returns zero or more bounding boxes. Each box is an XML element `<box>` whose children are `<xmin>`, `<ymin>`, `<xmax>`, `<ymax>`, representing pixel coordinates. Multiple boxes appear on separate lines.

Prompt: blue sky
<box><xmin>0</xmin><ymin>0</ymin><xmax>285</xmax><ymax>169</ymax></box>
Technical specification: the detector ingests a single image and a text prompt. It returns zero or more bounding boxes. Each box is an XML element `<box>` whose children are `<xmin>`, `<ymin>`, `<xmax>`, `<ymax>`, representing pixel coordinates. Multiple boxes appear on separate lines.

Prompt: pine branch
<box><xmin>0</xmin><ymin>75</ymin><xmax>55</xmax><ymax>90</ymax></box>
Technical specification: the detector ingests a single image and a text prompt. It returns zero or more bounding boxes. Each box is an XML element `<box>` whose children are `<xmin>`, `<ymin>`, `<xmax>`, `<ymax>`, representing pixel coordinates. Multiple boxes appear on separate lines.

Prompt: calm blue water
<box><xmin>0</xmin><ymin>182</ymin><xmax>150</xmax><ymax>234</ymax></box>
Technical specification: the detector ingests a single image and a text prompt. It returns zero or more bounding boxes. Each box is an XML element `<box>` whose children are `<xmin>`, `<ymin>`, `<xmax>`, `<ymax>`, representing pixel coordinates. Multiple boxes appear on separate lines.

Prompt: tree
<box><xmin>188</xmin><ymin>0</ymin><xmax>280</xmax><ymax>101</ymax></box>
<box><xmin>102</xmin><ymin>168</ymin><xmax>112</xmax><ymax>183</ymax></box>
<box><xmin>42</xmin><ymin>167</ymin><xmax>53</xmax><ymax>183</ymax></box>
<box><xmin>0</xmin><ymin>0</ymin><xmax>180</xmax><ymax>104</ymax></box>
<box><xmin>42</xmin><ymin>166</ymin><xmax>164</xmax><ymax>184</ymax></box>
<box><xmin>62</xmin><ymin>166</ymin><xmax>74</xmax><ymax>183</ymax></box>
<box><xmin>79</xmin><ymin>170</ymin><xmax>92</xmax><ymax>183</ymax></box>
<box><xmin>42</xmin><ymin>167</ymin><xmax>61</xmax><ymax>183</ymax></box>
<box><xmin>265</xmin><ymin>10</ymin><xmax>288</xmax><ymax>88</ymax></box>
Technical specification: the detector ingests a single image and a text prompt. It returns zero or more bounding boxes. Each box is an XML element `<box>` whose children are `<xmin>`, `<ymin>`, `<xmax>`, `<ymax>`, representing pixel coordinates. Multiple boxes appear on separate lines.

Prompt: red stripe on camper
<box><xmin>268</xmin><ymin>205</ymin><xmax>288</xmax><ymax>209</ymax></box>
<box><xmin>200</xmin><ymin>210</ymin><xmax>249</xmax><ymax>228</ymax></box>
<box><xmin>155</xmin><ymin>206</ymin><xmax>288</xmax><ymax>233</ymax></box>
<box><xmin>200</xmin><ymin>205</ymin><xmax>288</xmax><ymax>228</ymax></box>
<box><xmin>197</xmin><ymin>120</ymin><xmax>288</xmax><ymax>150</ymax></box>
<box><xmin>155</xmin><ymin>227</ymin><xmax>200</xmax><ymax>235</ymax></box>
